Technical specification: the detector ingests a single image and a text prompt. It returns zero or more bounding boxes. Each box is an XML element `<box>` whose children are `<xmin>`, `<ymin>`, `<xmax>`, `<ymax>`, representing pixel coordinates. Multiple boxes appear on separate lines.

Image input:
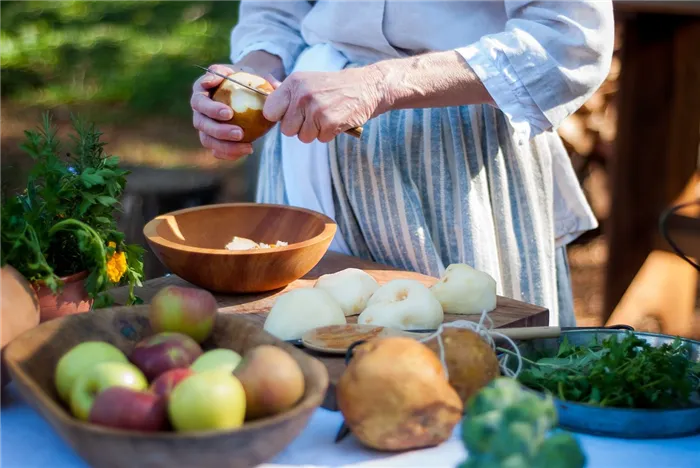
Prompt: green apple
<box><xmin>168</xmin><ymin>370</ymin><xmax>246</xmax><ymax>431</ymax></box>
<box><xmin>190</xmin><ymin>349</ymin><xmax>242</xmax><ymax>374</ymax></box>
<box><xmin>55</xmin><ymin>341</ymin><xmax>128</xmax><ymax>402</ymax></box>
<box><xmin>70</xmin><ymin>361</ymin><xmax>148</xmax><ymax>421</ymax></box>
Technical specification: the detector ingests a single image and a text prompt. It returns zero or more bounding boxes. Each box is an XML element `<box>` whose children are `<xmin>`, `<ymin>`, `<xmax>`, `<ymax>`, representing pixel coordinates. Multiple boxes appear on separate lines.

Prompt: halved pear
<box><xmin>314</xmin><ymin>268</ymin><xmax>380</xmax><ymax>317</ymax></box>
<box><xmin>263</xmin><ymin>288</ymin><xmax>346</xmax><ymax>340</ymax></box>
<box><xmin>358</xmin><ymin>279</ymin><xmax>443</xmax><ymax>330</ymax></box>
<box><xmin>430</xmin><ymin>264</ymin><xmax>497</xmax><ymax>315</ymax></box>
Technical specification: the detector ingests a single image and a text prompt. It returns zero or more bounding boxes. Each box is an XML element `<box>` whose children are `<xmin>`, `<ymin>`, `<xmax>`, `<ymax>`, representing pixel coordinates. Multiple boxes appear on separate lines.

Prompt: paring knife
<box><xmin>285</xmin><ymin>324</ymin><xmax>635</xmax><ymax>353</ymax></box>
<box><xmin>195</xmin><ymin>65</ymin><xmax>364</xmax><ymax>139</ymax></box>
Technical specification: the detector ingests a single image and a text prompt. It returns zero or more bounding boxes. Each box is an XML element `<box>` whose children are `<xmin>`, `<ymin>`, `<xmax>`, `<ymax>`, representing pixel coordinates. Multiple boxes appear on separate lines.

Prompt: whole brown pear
<box><xmin>423</xmin><ymin>328</ymin><xmax>500</xmax><ymax>405</ymax></box>
<box><xmin>233</xmin><ymin>345</ymin><xmax>305</xmax><ymax>420</ymax></box>
<box><xmin>336</xmin><ymin>337</ymin><xmax>463</xmax><ymax>451</ymax></box>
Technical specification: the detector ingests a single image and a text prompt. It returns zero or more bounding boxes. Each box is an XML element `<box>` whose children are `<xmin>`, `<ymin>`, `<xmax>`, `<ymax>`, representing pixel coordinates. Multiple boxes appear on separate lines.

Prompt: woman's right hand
<box><xmin>191</xmin><ymin>64</ymin><xmax>254</xmax><ymax>161</ymax></box>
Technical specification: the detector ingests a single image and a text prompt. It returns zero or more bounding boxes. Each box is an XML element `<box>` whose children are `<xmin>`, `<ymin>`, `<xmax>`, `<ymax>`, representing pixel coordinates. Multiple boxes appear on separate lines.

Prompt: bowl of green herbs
<box><xmin>504</xmin><ymin>329</ymin><xmax>700</xmax><ymax>438</ymax></box>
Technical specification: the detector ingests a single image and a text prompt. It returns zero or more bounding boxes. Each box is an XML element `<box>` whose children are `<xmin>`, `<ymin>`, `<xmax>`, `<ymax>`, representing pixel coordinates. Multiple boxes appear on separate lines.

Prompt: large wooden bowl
<box><xmin>3</xmin><ymin>306</ymin><xmax>329</xmax><ymax>468</ymax></box>
<box><xmin>143</xmin><ymin>203</ymin><xmax>337</xmax><ymax>293</ymax></box>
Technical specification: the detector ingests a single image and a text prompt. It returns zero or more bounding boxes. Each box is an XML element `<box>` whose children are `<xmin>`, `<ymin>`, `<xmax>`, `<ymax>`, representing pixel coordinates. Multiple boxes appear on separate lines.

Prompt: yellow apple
<box><xmin>190</xmin><ymin>348</ymin><xmax>242</xmax><ymax>374</ymax></box>
<box><xmin>168</xmin><ymin>370</ymin><xmax>246</xmax><ymax>431</ymax></box>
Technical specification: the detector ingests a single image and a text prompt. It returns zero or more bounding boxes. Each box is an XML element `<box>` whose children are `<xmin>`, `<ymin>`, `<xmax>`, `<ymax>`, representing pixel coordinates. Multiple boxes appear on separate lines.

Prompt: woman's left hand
<box><xmin>262</xmin><ymin>67</ymin><xmax>385</xmax><ymax>143</ymax></box>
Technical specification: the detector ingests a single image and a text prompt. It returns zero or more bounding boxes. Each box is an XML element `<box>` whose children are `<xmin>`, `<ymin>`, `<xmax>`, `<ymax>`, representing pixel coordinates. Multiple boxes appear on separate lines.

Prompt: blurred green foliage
<box><xmin>1</xmin><ymin>1</ymin><xmax>240</xmax><ymax>118</ymax></box>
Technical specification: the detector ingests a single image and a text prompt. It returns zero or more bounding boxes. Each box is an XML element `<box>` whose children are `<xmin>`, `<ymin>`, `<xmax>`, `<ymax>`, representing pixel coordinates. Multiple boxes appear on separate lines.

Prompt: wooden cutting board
<box><xmin>111</xmin><ymin>251</ymin><xmax>548</xmax><ymax>410</ymax></box>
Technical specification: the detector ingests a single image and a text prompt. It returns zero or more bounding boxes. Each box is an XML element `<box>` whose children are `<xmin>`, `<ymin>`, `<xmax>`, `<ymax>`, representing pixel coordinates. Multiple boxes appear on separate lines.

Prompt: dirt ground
<box><xmin>1</xmin><ymin>104</ymin><xmax>695</xmax><ymax>332</ymax></box>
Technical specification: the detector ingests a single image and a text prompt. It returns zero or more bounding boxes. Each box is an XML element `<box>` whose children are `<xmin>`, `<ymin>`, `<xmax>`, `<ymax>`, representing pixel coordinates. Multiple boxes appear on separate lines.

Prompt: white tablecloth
<box><xmin>1</xmin><ymin>383</ymin><xmax>698</xmax><ymax>468</ymax></box>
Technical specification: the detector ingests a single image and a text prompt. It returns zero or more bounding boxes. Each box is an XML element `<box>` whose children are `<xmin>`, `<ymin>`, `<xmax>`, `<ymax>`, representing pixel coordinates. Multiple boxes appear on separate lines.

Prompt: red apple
<box><xmin>129</xmin><ymin>332</ymin><xmax>202</xmax><ymax>381</ymax></box>
<box><xmin>150</xmin><ymin>286</ymin><xmax>218</xmax><ymax>343</ymax></box>
<box><xmin>150</xmin><ymin>368</ymin><xmax>194</xmax><ymax>400</ymax></box>
<box><xmin>88</xmin><ymin>387</ymin><xmax>167</xmax><ymax>432</ymax></box>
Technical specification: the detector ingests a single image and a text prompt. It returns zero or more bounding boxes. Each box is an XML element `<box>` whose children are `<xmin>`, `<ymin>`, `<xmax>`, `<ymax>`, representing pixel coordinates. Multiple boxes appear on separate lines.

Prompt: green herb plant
<box><xmin>512</xmin><ymin>333</ymin><xmax>700</xmax><ymax>409</ymax></box>
<box><xmin>1</xmin><ymin>112</ymin><xmax>144</xmax><ymax>307</ymax></box>
<box><xmin>459</xmin><ymin>377</ymin><xmax>585</xmax><ymax>468</ymax></box>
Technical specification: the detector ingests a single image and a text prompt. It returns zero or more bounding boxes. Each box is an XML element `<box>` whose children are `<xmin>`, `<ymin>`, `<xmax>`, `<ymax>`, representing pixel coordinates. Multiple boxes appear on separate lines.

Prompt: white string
<box><xmin>418</xmin><ymin>309</ymin><xmax>523</xmax><ymax>380</ymax></box>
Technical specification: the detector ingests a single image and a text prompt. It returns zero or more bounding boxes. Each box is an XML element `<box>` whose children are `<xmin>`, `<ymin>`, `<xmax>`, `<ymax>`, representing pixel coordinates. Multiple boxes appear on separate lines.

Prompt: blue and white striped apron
<box><xmin>255</xmin><ymin>102</ymin><xmax>579</xmax><ymax>327</ymax></box>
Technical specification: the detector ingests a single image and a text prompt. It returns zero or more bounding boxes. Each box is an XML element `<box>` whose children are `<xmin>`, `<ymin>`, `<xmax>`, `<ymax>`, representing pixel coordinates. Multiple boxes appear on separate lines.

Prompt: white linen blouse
<box><xmin>230</xmin><ymin>0</ymin><xmax>615</xmax><ymax>140</ymax></box>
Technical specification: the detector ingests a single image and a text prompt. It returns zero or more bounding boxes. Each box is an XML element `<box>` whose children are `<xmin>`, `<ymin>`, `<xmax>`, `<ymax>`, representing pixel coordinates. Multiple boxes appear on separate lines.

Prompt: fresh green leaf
<box><xmin>96</xmin><ymin>195</ymin><xmax>118</xmax><ymax>206</ymax></box>
<box><xmin>1</xmin><ymin>112</ymin><xmax>144</xmax><ymax>307</ymax></box>
<box><xmin>515</xmin><ymin>332</ymin><xmax>699</xmax><ymax>410</ymax></box>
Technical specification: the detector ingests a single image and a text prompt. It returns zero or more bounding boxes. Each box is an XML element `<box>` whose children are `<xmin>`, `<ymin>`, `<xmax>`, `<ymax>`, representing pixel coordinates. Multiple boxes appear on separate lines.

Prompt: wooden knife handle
<box><xmin>496</xmin><ymin>326</ymin><xmax>562</xmax><ymax>341</ymax></box>
<box><xmin>345</xmin><ymin>126</ymin><xmax>363</xmax><ymax>138</ymax></box>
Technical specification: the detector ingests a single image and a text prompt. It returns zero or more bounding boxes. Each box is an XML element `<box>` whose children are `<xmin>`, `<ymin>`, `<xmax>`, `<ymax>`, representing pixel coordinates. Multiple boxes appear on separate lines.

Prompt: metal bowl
<box><xmin>509</xmin><ymin>329</ymin><xmax>700</xmax><ymax>439</ymax></box>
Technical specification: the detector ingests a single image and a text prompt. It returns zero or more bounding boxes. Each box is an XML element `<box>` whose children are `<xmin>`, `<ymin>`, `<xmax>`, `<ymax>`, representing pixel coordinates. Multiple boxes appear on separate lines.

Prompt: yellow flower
<box><xmin>106</xmin><ymin>243</ymin><xmax>127</xmax><ymax>283</ymax></box>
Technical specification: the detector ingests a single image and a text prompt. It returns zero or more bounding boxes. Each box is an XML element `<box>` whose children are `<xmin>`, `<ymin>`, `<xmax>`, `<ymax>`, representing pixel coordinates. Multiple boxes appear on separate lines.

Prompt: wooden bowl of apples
<box><xmin>3</xmin><ymin>286</ymin><xmax>329</xmax><ymax>468</ymax></box>
<box><xmin>143</xmin><ymin>203</ymin><xmax>337</xmax><ymax>294</ymax></box>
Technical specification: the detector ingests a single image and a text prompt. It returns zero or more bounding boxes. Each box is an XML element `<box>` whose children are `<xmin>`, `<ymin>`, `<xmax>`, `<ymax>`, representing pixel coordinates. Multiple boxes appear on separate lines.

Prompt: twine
<box><xmin>418</xmin><ymin>309</ymin><xmax>523</xmax><ymax>380</ymax></box>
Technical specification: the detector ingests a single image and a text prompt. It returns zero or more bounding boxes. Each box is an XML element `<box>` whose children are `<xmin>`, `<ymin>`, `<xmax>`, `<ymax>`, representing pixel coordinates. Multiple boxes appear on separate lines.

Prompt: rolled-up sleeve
<box><xmin>456</xmin><ymin>1</ymin><xmax>614</xmax><ymax>140</ymax></box>
<box><xmin>230</xmin><ymin>1</ymin><xmax>311</xmax><ymax>76</ymax></box>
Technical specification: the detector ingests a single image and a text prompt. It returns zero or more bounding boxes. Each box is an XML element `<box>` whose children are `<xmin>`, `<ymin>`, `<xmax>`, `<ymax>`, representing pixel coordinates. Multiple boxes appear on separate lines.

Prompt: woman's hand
<box><xmin>191</xmin><ymin>64</ymin><xmax>254</xmax><ymax>160</ymax></box>
<box><xmin>191</xmin><ymin>52</ymin><xmax>285</xmax><ymax>160</ymax></box>
<box><xmin>263</xmin><ymin>66</ymin><xmax>385</xmax><ymax>143</ymax></box>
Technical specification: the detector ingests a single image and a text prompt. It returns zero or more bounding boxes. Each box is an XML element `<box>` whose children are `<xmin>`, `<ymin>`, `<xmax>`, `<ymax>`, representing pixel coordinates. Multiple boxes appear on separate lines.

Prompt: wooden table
<box><xmin>111</xmin><ymin>251</ymin><xmax>548</xmax><ymax>409</ymax></box>
<box><xmin>604</xmin><ymin>2</ymin><xmax>700</xmax><ymax>337</ymax></box>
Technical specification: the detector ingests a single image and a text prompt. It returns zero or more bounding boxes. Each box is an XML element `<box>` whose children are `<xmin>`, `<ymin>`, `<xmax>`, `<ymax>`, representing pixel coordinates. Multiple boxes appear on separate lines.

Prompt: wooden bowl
<box><xmin>143</xmin><ymin>203</ymin><xmax>337</xmax><ymax>293</ymax></box>
<box><xmin>3</xmin><ymin>306</ymin><xmax>329</xmax><ymax>468</ymax></box>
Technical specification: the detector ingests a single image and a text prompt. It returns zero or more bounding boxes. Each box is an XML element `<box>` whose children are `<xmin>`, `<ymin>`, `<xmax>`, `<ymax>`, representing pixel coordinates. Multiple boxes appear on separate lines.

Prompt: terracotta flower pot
<box><xmin>34</xmin><ymin>271</ymin><xmax>94</xmax><ymax>323</ymax></box>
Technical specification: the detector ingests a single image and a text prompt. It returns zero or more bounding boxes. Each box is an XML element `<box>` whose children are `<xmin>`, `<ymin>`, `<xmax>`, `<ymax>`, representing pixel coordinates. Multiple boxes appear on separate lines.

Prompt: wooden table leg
<box><xmin>603</xmin><ymin>13</ymin><xmax>700</xmax><ymax>336</ymax></box>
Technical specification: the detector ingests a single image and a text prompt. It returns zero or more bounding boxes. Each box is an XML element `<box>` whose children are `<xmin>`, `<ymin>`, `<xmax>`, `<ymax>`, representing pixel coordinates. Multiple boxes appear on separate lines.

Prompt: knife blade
<box><xmin>335</xmin><ymin>422</ymin><xmax>352</xmax><ymax>443</ymax></box>
<box><xmin>195</xmin><ymin>64</ymin><xmax>363</xmax><ymax>138</ymax></box>
<box><xmin>195</xmin><ymin>64</ymin><xmax>269</xmax><ymax>97</ymax></box>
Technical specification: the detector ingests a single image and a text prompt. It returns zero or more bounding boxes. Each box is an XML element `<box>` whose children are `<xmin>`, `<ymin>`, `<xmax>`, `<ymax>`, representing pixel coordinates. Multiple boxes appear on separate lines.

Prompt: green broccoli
<box><xmin>459</xmin><ymin>377</ymin><xmax>586</xmax><ymax>468</ymax></box>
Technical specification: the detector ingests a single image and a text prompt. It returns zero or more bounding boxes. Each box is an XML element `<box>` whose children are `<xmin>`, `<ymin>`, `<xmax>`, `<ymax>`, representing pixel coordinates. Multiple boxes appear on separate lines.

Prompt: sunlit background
<box><xmin>2</xmin><ymin>1</ymin><xmax>698</xmax><ymax>336</ymax></box>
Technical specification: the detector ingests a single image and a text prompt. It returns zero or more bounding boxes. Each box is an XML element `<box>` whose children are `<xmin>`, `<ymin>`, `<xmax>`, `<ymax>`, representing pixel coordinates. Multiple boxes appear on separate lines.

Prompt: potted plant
<box><xmin>1</xmin><ymin>112</ymin><xmax>145</xmax><ymax>322</ymax></box>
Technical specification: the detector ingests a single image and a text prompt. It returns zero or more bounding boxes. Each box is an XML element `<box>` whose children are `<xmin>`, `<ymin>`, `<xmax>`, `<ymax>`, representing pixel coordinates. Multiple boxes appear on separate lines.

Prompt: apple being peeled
<box><xmin>129</xmin><ymin>332</ymin><xmax>202</xmax><ymax>381</ymax></box>
<box><xmin>150</xmin><ymin>368</ymin><xmax>194</xmax><ymax>400</ymax></box>
<box><xmin>209</xmin><ymin>71</ymin><xmax>275</xmax><ymax>143</ymax></box>
<box><xmin>89</xmin><ymin>387</ymin><xmax>167</xmax><ymax>432</ymax></box>
<box><xmin>150</xmin><ymin>286</ymin><xmax>218</xmax><ymax>343</ymax></box>
<box><xmin>70</xmin><ymin>361</ymin><xmax>148</xmax><ymax>421</ymax></box>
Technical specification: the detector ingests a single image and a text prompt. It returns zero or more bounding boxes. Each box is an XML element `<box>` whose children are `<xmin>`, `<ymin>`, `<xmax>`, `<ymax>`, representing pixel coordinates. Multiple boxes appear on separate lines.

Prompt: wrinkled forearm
<box><xmin>370</xmin><ymin>51</ymin><xmax>495</xmax><ymax>115</ymax></box>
